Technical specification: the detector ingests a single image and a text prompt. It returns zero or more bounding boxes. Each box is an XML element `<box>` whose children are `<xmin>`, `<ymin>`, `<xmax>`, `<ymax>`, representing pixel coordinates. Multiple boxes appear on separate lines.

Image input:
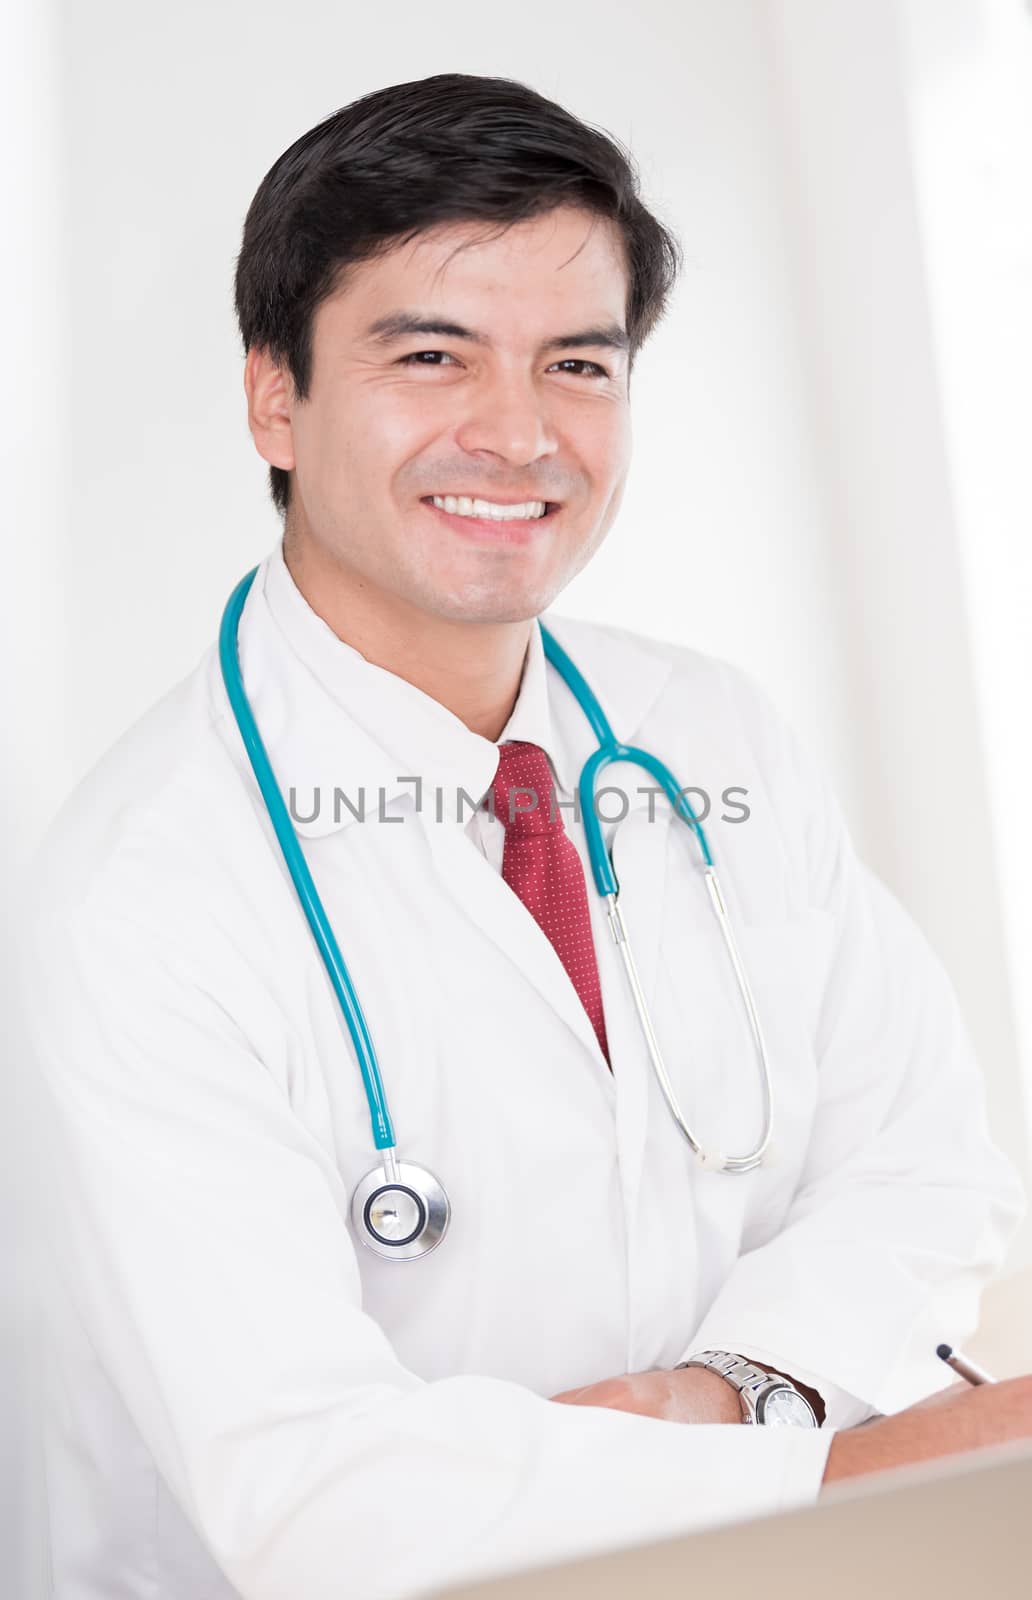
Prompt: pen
<box><xmin>936</xmin><ymin>1343</ymin><xmax>998</xmax><ymax>1386</ymax></box>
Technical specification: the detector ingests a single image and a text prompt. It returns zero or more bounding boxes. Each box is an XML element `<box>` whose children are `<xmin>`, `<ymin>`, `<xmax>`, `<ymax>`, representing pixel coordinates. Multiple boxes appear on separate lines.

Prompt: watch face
<box><xmin>756</xmin><ymin>1386</ymin><xmax>818</xmax><ymax>1428</ymax></box>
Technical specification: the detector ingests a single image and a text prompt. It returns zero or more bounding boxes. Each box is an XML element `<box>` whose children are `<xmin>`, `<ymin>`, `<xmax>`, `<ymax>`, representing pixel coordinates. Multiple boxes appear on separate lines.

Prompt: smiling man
<box><xmin>26</xmin><ymin>72</ymin><xmax>1030</xmax><ymax>1600</ymax></box>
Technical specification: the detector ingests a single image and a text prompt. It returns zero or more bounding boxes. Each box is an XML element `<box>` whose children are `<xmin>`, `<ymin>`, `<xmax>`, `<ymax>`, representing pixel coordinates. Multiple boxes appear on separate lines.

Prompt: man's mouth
<box><xmin>421</xmin><ymin>495</ymin><xmax>559</xmax><ymax>523</ymax></box>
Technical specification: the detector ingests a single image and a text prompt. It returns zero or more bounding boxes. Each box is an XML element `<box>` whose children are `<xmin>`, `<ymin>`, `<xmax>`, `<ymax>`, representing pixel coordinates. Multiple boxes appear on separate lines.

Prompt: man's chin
<box><xmin>421</xmin><ymin>580</ymin><xmax>566</xmax><ymax>626</ymax></box>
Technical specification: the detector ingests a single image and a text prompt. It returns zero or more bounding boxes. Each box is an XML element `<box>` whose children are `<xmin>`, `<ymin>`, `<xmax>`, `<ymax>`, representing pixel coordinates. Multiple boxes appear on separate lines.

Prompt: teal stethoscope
<box><xmin>219</xmin><ymin>568</ymin><xmax>775</xmax><ymax>1261</ymax></box>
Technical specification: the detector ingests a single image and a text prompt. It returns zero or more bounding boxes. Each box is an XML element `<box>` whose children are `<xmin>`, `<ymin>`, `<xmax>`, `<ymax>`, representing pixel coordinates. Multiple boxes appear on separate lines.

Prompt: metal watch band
<box><xmin>676</xmin><ymin>1349</ymin><xmax>774</xmax><ymax>1399</ymax></box>
<box><xmin>676</xmin><ymin>1349</ymin><xmax>818</xmax><ymax>1428</ymax></box>
<box><xmin>675</xmin><ymin>1356</ymin><xmax>774</xmax><ymax>1395</ymax></box>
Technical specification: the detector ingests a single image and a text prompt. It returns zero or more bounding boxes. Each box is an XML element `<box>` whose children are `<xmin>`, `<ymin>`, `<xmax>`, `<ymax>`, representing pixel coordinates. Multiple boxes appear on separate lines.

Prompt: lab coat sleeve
<box><xmin>675</xmin><ymin>671</ymin><xmax>1027</xmax><ymax>1429</ymax></box>
<box><xmin>24</xmin><ymin>852</ymin><xmax>835</xmax><ymax>1600</ymax></box>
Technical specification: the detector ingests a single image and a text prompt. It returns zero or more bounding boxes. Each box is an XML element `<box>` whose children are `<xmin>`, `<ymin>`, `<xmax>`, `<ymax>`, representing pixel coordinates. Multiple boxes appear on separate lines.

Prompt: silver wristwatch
<box><xmin>677</xmin><ymin>1349</ymin><xmax>819</xmax><ymax>1428</ymax></box>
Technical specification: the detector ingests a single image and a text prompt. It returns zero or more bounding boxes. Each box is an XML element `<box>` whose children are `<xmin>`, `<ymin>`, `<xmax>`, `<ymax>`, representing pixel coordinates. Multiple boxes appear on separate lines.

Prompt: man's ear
<box><xmin>244</xmin><ymin>346</ymin><xmax>296</xmax><ymax>472</ymax></box>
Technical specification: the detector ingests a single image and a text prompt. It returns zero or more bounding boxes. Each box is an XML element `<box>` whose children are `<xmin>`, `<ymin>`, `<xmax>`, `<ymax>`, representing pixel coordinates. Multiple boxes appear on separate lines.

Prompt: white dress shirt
<box><xmin>23</xmin><ymin>538</ymin><xmax>1026</xmax><ymax>1600</ymax></box>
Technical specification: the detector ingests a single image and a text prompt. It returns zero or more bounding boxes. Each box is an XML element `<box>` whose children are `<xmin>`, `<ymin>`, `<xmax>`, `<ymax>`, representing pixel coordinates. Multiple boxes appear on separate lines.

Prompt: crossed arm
<box><xmin>550</xmin><ymin>1359</ymin><xmax>824</xmax><ymax>1426</ymax></box>
<box><xmin>556</xmin><ymin>698</ymin><xmax>1024</xmax><ymax>1435</ymax></box>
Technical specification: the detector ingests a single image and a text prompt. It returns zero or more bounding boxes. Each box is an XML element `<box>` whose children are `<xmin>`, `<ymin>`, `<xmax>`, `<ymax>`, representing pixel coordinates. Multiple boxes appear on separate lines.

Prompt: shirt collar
<box><xmin>493</xmin><ymin>616</ymin><xmax>577</xmax><ymax>800</ymax></box>
<box><xmin>235</xmin><ymin>540</ymin><xmax>575</xmax><ymax>838</ymax></box>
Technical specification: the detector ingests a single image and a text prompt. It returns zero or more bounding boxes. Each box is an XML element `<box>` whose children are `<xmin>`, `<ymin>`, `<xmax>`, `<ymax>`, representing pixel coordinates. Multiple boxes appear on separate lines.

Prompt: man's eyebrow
<box><xmin>362</xmin><ymin>312</ymin><xmax>630</xmax><ymax>354</ymax></box>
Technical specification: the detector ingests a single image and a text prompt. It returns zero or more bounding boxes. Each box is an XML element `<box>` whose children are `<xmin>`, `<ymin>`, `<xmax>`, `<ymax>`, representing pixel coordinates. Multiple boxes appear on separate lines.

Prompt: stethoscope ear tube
<box><xmin>603</xmin><ymin>873</ymin><xmax>772</xmax><ymax>1175</ymax></box>
<box><xmin>540</xmin><ymin>622</ymin><xmax>774</xmax><ymax>1175</ymax></box>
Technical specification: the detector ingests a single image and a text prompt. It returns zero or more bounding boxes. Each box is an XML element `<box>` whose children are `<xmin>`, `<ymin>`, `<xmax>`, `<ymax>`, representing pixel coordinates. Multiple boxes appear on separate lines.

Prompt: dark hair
<box><xmin>234</xmin><ymin>73</ymin><xmax>683</xmax><ymax>518</ymax></box>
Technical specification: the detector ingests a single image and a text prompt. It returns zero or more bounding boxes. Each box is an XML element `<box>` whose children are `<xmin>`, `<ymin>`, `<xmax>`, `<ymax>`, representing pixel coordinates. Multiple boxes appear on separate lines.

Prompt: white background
<box><xmin>6</xmin><ymin>0</ymin><xmax>1031</xmax><ymax>1356</ymax></box>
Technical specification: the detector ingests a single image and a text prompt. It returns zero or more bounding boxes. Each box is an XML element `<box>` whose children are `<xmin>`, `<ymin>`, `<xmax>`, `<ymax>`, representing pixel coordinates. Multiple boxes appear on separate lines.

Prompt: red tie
<box><xmin>486</xmin><ymin>740</ymin><xmax>611</xmax><ymax>1068</ymax></box>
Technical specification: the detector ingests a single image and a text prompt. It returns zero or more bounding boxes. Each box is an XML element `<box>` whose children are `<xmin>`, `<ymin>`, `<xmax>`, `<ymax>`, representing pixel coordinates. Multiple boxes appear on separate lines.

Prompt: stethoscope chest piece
<box><xmin>351</xmin><ymin>1161</ymin><xmax>451</xmax><ymax>1260</ymax></box>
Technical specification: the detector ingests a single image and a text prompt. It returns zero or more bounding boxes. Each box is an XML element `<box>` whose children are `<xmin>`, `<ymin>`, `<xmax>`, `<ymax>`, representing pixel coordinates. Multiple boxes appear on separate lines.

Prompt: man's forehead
<box><xmin>322</xmin><ymin>209</ymin><xmax>629</xmax><ymax>334</ymax></box>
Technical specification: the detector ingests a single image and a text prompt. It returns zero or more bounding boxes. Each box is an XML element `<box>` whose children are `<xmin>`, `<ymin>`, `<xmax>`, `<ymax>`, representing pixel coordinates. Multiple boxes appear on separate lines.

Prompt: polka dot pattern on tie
<box><xmin>486</xmin><ymin>740</ymin><xmax>611</xmax><ymax>1069</ymax></box>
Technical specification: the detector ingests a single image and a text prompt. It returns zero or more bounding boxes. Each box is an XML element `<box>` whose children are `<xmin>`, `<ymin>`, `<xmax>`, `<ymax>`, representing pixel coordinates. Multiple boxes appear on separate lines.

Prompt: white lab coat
<box><xmin>23</xmin><ymin>542</ymin><xmax>1025</xmax><ymax>1600</ymax></box>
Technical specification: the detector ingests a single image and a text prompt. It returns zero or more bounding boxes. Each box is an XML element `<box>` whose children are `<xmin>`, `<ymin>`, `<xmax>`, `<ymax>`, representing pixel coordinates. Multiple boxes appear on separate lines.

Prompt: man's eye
<box><xmin>398</xmin><ymin>351</ymin><xmax>458</xmax><ymax>366</ymax></box>
<box><xmin>550</xmin><ymin>359</ymin><xmax>610</xmax><ymax>379</ymax></box>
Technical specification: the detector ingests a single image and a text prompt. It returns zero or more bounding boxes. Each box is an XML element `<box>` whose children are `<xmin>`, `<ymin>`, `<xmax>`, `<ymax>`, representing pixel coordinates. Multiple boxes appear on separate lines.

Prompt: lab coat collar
<box><xmin>223</xmin><ymin>539</ymin><xmax>677</xmax><ymax>1086</ymax></box>
<box><xmin>237</xmin><ymin>541</ymin><xmax>586</xmax><ymax>839</ymax></box>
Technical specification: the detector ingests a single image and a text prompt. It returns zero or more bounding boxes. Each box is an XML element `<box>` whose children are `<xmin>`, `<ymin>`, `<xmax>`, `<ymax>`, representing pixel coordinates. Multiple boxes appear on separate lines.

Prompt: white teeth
<box><xmin>430</xmin><ymin>495</ymin><xmax>547</xmax><ymax>521</ymax></box>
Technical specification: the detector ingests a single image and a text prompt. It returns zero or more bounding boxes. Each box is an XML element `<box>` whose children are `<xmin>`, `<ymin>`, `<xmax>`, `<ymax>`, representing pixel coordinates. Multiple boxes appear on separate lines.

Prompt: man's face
<box><xmin>254</xmin><ymin>205</ymin><xmax>632</xmax><ymax>624</ymax></box>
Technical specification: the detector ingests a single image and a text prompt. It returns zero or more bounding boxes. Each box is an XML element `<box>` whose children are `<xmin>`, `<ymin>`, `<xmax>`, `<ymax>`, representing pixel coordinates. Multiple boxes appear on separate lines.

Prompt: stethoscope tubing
<box><xmin>219</xmin><ymin>567</ymin><xmax>775</xmax><ymax>1193</ymax></box>
<box><xmin>219</xmin><ymin>567</ymin><xmax>396</xmax><ymax>1152</ymax></box>
<box><xmin>539</xmin><ymin>626</ymin><xmax>715</xmax><ymax>888</ymax></box>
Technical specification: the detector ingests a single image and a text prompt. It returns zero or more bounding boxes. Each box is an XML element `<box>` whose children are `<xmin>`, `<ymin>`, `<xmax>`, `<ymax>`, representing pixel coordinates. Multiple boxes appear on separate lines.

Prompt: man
<box><xmin>25</xmin><ymin>72</ymin><xmax>1031</xmax><ymax>1600</ymax></box>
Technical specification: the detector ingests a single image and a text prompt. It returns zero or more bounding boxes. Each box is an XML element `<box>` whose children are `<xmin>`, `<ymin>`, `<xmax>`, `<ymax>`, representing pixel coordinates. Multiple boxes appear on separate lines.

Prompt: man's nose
<box><xmin>453</xmin><ymin>369</ymin><xmax>560</xmax><ymax>466</ymax></box>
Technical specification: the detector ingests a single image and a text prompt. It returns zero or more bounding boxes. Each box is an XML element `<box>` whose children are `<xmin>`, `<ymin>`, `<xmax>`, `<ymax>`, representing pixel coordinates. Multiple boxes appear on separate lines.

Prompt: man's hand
<box><xmin>822</xmin><ymin>1374</ymin><xmax>1032</xmax><ymax>1489</ymax></box>
<box><xmin>550</xmin><ymin>1366</ymin><xmax>743</xmax><ymax>1424</ymax></box>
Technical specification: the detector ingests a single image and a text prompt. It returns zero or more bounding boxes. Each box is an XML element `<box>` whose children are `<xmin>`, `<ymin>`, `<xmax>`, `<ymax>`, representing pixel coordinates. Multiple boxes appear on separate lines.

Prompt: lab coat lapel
<box><xmin>425</xmin><ymin>816</ymin><xmax>612</xmax><ymax>1079</ymax></box>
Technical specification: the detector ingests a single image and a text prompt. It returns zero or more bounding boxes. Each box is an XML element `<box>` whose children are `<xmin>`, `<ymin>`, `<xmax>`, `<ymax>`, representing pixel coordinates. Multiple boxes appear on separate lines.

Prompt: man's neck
<box><xmin>283</xmin><ymin>537</ymin><xmax>532</xmax><ymax>742</ymax></box>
